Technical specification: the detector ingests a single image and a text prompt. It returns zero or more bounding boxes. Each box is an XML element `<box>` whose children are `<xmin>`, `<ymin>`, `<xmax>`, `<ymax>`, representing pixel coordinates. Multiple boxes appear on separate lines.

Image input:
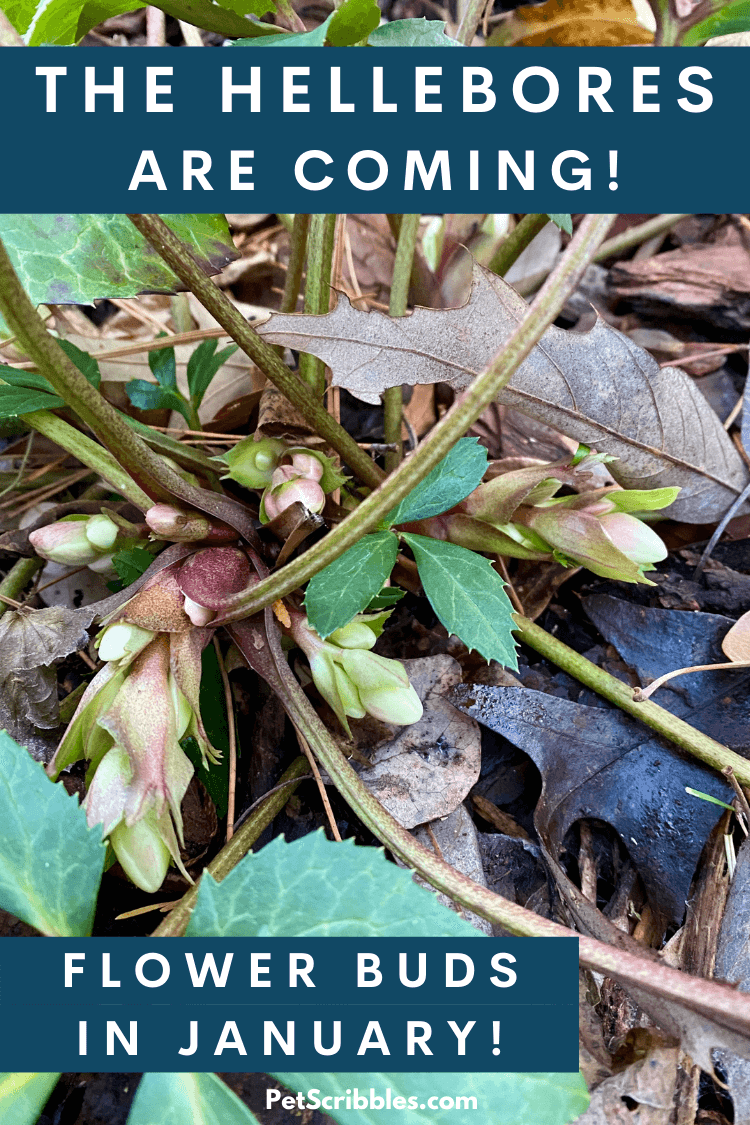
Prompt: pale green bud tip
<box><xmin>98</xmin><ymin>623</ymin><xmax>155</xmax><ymax>663</ymax></box>
<box><xmin>85</xmin><ymin>514</ymin><xmax>119</xmax><ymax>551</ymax></box>
<box><xmin>330</xmin><ymin>621</ymin><xmax>378</xmax><ymax>650</ymax></box>
<box><xmin>359</xmin><ymin>683</ymin><xmax>423</xmax><ymax>726</ymax></box>
<box><xmin>338</xmin><ymin>650</ymin><xmax>423</xmax><ymax>726</ymax></box>
<box><xmin>599</xmin><ymin>512</ymin><xmax>668</xmax><ymax>565</ymax></box>
<box><xmin>110</xmin><ymin>815</ymin><xmax>171</xmax><ymax>893</ymax></box>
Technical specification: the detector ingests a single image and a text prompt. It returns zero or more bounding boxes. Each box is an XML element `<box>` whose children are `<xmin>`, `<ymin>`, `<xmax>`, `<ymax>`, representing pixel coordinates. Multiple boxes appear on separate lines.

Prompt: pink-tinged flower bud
<box><xmin>263</xmin><ymin>473</ymin><xmax>326</xmax><ymax>521</ymax></box>
<box><xmin>146</xmin><ymin>505</ymin><xmax>211</xmax><ymax>542</ymax></box>
<box><xmin>98</xmin><ymin>623</ymin><xmax>155</xmax><ymax>664</ymax></box>
<box><xmin>109</xmin><ymin>811</ymin><xmax>171</xmax><ymax>894</ymax></box>
<box><xmin>290</xmin><ymin>452</ymin><xmax>324</xmax><ymax>482</ymax></box>
<box><xmin>85</xmin><ymin>514</ymin><xmax>119</xmax><ymax>551</ymax></box>
<box><xmin>599</xmin><ymin>512</ymin><xmax>668</xmax><ymax>566</ymax></box>
<box><xmin>221</xmin><ymin>435</ymin><xmax>287</xmax><ymax>490</ymax></box>
<box><xmin>29</xmin><ymin>518</ymin><xmax>101</xmax><ymax>566</ymax></box>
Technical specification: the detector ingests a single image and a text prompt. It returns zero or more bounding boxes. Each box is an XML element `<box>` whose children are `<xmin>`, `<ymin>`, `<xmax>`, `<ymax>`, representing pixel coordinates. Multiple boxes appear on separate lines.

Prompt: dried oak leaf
<box><xmin>488</xmin><ymin>0</ymin><xmax>653</xmax><ymax>46</ymax></box>
<box><xmin>0</xmin><ymin>604</ymin><xmax>93</xmax><ymax>739</ymax></box>
<box><xmin>258</xmin><ymin>261</ymin><xmax>747</xmax><ymax>523</ymax></box>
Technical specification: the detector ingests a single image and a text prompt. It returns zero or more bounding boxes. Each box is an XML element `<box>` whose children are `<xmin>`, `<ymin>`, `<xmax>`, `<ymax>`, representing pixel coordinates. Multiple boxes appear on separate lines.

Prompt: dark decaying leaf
<box><xmin>258</xmin><ymin>261</ymin><xmax>748</xmax><ymax>522</ymax></box>
<box><xmin>714</xmin><ymin>836</ymin><xmax>750</xmax><ymax>1120</ymax></box>
<box><xmin>0</xmin><ymin>605</ymin><xmax>94</xmax><ymax>739</ymax></box>
<box><xmin>452</xmin><ymin>595</ymin><xmax>750</xmax><ymax>926</ymax></box>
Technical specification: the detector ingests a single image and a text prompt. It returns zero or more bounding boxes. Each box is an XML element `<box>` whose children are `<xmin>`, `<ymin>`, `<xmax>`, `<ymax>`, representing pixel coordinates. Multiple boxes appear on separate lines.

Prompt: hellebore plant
<box><xmin>403</xmin><ymin>454</ymin><xmax>679</xmax><ymax>584</ymax></box>
<box><xmin>221</xmin><ymin>434</ymin><xmax>348</xmax><ymax>523</ymax></box>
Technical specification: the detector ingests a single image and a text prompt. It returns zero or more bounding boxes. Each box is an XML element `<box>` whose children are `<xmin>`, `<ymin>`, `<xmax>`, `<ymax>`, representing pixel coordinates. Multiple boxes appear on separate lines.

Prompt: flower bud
<box><xmin>263</xmin><ymin>471</ymin><xmax>326</xmax><ymax>521</ymax></box>
<box><xmin>182</xmin><ymin>595</ymin><xmax>215</xmax><ymax>628</ymax></box>
<box><xmin>29</xmin><ymin>518</ymin><xmax>101</xmax><ymax>566</ymax></box>
<box><xmin>336</xmin><ymin>649</ymin><xmax>423</xmax><ymax>725</ymax></box>
<box><xmin>145</xmin><ymin>504</ymin><xmax>211</xmax><ymax>542</ymax></box>
<box><xmin>110</xmin><ymin>812</ymin><xmax>172</xmax><ymax>894</ymax></box>
<box><xmin>290</xmin><ymin>451</ymin><xmax>324</xmax><ymax>481</ymax></box>
<box><xmin>85</xmin><ymin>514</ymin><xmax>119</xmax><ymax>551</ymax></box>
<box><xmin>599</xmin><ymin>512</ymin><xmax>668</xmax><ymax>566</ymax></box>
<box><xmin>98</xmin><ymin>623</ymin><xmax>155</xmax><ymax>664</ymax></box>
<box><xmin>329</xmin><ymin>621</ymin><xmax>378</xmax><ymax>650</ymax></box>
<box><xmin>221</xmin><ymin>435</ymin><xmax>287</xmax><ymax>490</ymax></box>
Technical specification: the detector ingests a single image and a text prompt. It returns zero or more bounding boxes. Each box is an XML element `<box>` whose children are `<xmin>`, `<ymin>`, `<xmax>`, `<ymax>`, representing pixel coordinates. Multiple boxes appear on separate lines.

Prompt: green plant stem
<box><xmin>300</xmin><ymin>214</ymin><xmax>337</xmax><ymax>396</ymax></box>
<box><xmin>127</xmin><ymin>214</ymin><xmax>383</xmax><ymax>491</ymax></box>
<box><xmin>21</xmin><ymin>408</ymin><xmax>153</xmax><ymax>509</ymax></box>
<box><xmin>281</xmin><ymin>213</ymin><xmax>310</xmax><ymax>314</ymax></box>
<box><xmin>593</xmin><ymin>214</ymin><xmax>688</xmax><ymax>261</ymax></box>
<box><xmin>455</xmin><ymin>0</ymin><xmax>487</xmax><ymax>43</ymax></box>
<box><xmin>384</xmin><ymin>214</ymin><xmax>420</xmax><ymax>474</ymax></box>
<box><xmin>514</xmin><ymin>614</ymin><xmax>750</xmax><ymax>787</ymax></box>
<box><xmin>489</xmin><ymin>213</ymin><xmax>551</xmax><ymax>278</ymax></box>
<box><xmin>0</xmin><ymin>239</ymin><xmax>254</xmax><ymax>528</ymax></box>
<box><xmin>152</xmin><ymin>755</ymin><xmax>309</xmax><ymax>937</ymax></box>
<box><xmin>217</xmin><ymin>213</ymin><xmax>616</xmax><ymax>623</ymax></box>
<box><xmin>0</xmin><ymin>557</ymin><xmax>43</xmax><ymax>618</ymax></box>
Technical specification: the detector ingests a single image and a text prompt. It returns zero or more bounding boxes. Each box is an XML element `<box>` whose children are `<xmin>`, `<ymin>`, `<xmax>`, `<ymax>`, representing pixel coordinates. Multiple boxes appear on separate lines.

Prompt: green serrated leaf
<box><xmin>683</xmin><ymin>0</ymin><xmax>750</xmax><ymax>43</ymax></box>
<box><xmin>0</xmin><ymin>1073</ymin><xmax>61</xmax><ymax>1125</ymax></box>
<box><xmin>187</xmin><ymin>340</ymin><xmax>239</xmax><ymax>409</ymax></box>
<box><xmin>0</xmin><ymin>216</ymin><xmax>236</xmax><ymax>308</ymax></box>
<box><xmin>274</xmin><ymin>1072</ymin><xmax>589</xmax><ymax>1125</ymax></box>
<box><xmin>187</xmin><ymin>830</ymin><xmax>479</xmax><ymax>938</ymax></box>
<box><xmin>368</xmin><ymin>17</ymin><xmax>458</xmax><ymax>44</ymax></box>
<box><xmin>0</xmin><ymin>387</ymin><xmax>64</xmax><ymax>416</ymax></box>
<box><xmin>57</xmin><ymin>338</ymin><xmax>101</xmax><ymax>389</ymax></box>
<box><xmin>328</xmin><ymin>0</ymin><xmax>381</xmax><ymax>44</ymax></box>
<box><xmin>149</xmin><ymin>345</ymin><xmax>177</xmax><ymax>390</ymax></box>
<box><xmin>402</xmin><ymin>534</ymin><xmax>518</xmax><ymax>668</ymax></box>
<box><xmin>547</xmin><ymin>214</ymin><xmax>573</xmax><ymax>235</ymax></box>
<box><xmin>182</xmin><ymin>645</ymin><xmax>230</xmax><ymax>819</ymax></box>
<box><xmin>387</xmin><ymin>438</ymin><xmax>488</xmax><ymax>526</ymax></box>
<box><xmin>366</xmin><ymin>586</ymin><xmax>406</xmax><ymax>612</ymax></box>
<box><xmin>0</xmin><ymin>730</ymin><xmax>105</xmax><ymax>936</ymax></box>
<box><xmin>233</xmin><ymin>14</ymin><xmax>332</xmax><ymax>43</ymax></box>
<box><xmin>128</xmin><ymin>1073</ymin><xmax>260</xmax><ymax>1125</ymax></box>
<box><xmin>6</xmin><ymin>0</ymin><xmax>273</xmax><ymax>43</ymax></box>
<box><xmin>111</xmin><ymin>546</ymin><xmax>156</xmax><ymax>588</ymax></box>
<box><xmin>305</xmin><ymin>531</ymin><xmax>399</xmax><ymax>639</ymax></box>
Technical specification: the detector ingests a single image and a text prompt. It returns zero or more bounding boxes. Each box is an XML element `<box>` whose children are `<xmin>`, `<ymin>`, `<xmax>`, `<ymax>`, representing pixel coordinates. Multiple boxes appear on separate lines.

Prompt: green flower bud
<box><xmin>336</xmin><ymin>650</ymin><xmax>423</xmax><ymax>725</ymax></box>
<box><xmin>221</xmin><ymin>436</ymin><xmax>287</xmax><ymax>490</ymax></box>
<box><xmin>110</xmin><ymin>811</ymin><xmax>171</xmax><ymax>894</ymax></box>
<box><xmin>29</xmin><ymin>517</ymin><xmax>101</xmax><ymax>566</ymax></box>
<box><xmin>97</xmin><ymin>623</ymin><xmax>155</xmax><ymax>664</ymax></box>
<box><xmin>85</xmin><ymin>514</ymin><xmax>119</xmax><ymax>551</ymax></box>
<box><xmin>329</xmin><ymin>621</ymin><xmax>378</xmax><ymax>650</ymax></box>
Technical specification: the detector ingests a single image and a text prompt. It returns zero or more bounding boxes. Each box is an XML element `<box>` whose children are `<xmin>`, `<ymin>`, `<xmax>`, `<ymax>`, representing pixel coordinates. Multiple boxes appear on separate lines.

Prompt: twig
<box><xmin>0</xmin><ymin>557</ymin><xmax>44</xmax><ymax>619</ymax></box>
<box><xmin>214</xmin><ymin>637</ymin><xmax>238</xmax><ymax>842</ymax></box>
<box><xmin>0</xmin><ymin>431</ymin><xmax>34</xmax><ymax>499</ymax></box>
<box><xmin>384</xmin><ymin>214</ymin><xmax>420</xmax><ymax>473</ymax></box>
<box><xmin>593</xmin><ymin>214</ymin><xmax>688</xmax><ymax>262</ymax></box>
<box><xmin>723</xmin><ymin>766</ymin><xmax>750</xmax><ymax>830</ymax></box>
<box><xmin>295</xmin><ymin>729</ymin><xmax>342</xmax><ymax>841</ymax></box>
<box><xmin>692</xmin><ymin>477</ymin><xmax>750</xmax><ymax>578</ymax></box>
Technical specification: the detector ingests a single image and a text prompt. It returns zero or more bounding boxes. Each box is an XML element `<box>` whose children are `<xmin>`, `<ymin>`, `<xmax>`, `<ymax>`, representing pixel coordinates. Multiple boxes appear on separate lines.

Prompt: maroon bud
<box><xmin>177</xmin><ymin>547</ymin><xmax>252</xmax><ymax>610</ymax></box>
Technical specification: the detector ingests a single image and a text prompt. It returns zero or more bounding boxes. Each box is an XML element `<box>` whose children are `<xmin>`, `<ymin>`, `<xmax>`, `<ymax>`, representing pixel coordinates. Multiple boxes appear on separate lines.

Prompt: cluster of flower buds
<box><xmin>221</xmin><ymin>435</ymin><xmax>347</xmax><ymax>522</ymax></box>
<box><xmin>403</xmin><ymin>455</ymin><xmax>679</xmax><ymax>584</ymax></box>
<box><xmin>48</xmin><ymin>566</ymin><xmax>220</xmax><ymax>893</ymax></box>
<box><xmin>29</xmin><ymin>513</ymin><xmax>123</xmax><ymax>573</ymax></box>
<box><xmin>289</xmin><ymin>611</ymin><xmax>423</xmax><ymax>734</ymax></box>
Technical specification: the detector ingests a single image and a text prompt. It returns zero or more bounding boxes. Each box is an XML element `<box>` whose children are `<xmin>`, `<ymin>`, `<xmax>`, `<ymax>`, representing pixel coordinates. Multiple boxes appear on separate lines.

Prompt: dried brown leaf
<box><xmin>722</xmin><ymin>610</ymin><xmax>750</xmax><ymax>663</ymax></box>
<box><xmin>259</xmin><ymin>262</ymin><xmax>748</xmax><ymax>523</ymax></box>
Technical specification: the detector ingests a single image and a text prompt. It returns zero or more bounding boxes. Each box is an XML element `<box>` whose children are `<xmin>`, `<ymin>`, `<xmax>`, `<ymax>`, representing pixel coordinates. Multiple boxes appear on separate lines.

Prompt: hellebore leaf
<box><xmin>186</xmin><ymin>829</ymin><xmax>479</xmax><ymax>938</ymax></box>
<box><xmin>0</xmin><ymin>1073</ymin><xmax>61</xmax><ymax>1125</ymax></box>
<box><xmin>149</xmin><ymin>344</ymin><xmax>178</xmax><ymax>390</ymax></box>
<box><xmin>186</xmin><ymin>340</ymin><xmax>239</xmax><ymax>408</ymax></box>
<box><xmin>305</xmin><ymin>531</ymin><xmax>399</xmax><ymax>639</ymax></box>
<box><xmin>125</xmin><ymin>379</ymin><xmax>191</xmax><ymax>425</ymax></box>
<box><xmin>402</xmin><ymin>534</ymin><xmax>518</xmax><ymax>668</ymax></box>
<box><xmin>128</xmin><ymin>1073</ymin><xmax>259</xmax><ymax>1125</ymax></box>
<box><xmin>547</xmin><ymin>214</ymin><xmax>573</xmax><ymax>235</ymax></box>
<box><xmin>327</xmin><ymin>0</ymin><xmax>381</xmax><ymax>45</ymax></box>
<box><xmin>0</xmin><ymin>215</ymin><xmax>236</xmax><ymax>308</ymax></box>
<box><xmin>258</xmin><ymin>261</ymin><xmax>747</xmax><ymax>522</ymax></box>
<box><xmin>0</xmin><ymin>730</ymin><xmax>105</xmax><ymax>936</ymax></box>
<box><xmin>110</xmin><ymin>547</ymin><xmax>157</xmax><ymax>591</ymax></box>
<box><xmin>386</xmin><ymin>437</ymin><xmax>488</xmax><ymax>525</ymax></box>
<box><xmin>367</xmin><ymin>17</ymin><xmax>459</xmax><ymax>44</ymax></box>
<box><xmin>0</xmin><ymin>387</ymin><xmax>65</xmax><ymax>416</ymax></box>
<box><xmin>453</xmin><ymin>595</ymin><xmax>745</xmax><ymax>926</ymax></box>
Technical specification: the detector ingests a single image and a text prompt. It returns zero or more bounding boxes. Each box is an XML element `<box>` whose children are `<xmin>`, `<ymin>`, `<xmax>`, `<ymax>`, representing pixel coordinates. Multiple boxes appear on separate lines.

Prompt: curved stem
<box><xmin>280</xmin><ymin>213</ymin><xmax>310</xmax><ymax>315</ymax></box>
<box><xmin>216</xmin><ymin>213</ymin><xmax>616</xmax><ymax>623</ymax></box>
<box><xmin>127</xmin><ymin>214</ymin><xmax>384</xmax><ymax>490</ymax></box>
<box><xmin>300</xmin><ymin>214</ymin><xmax>336</xmax><ymax>395</ymax></box>
<box><xmin>489</xmin><ymin>213</ymin><xmax>550</xmax><ymax>277</ymax></box>
<box><xmin>514</xmin><ymin>614</ymin><xmax>750</xmax><ymax>787</ymax></box>
<box><xmin>384</xmin><ymin>213</ymin><xmax>420</xmax><ymax>473</ymax></box>
<box><xmin>0</xmin><ymin>557</ymin><xmax>43</xmax><ymax>619</ymax></box>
